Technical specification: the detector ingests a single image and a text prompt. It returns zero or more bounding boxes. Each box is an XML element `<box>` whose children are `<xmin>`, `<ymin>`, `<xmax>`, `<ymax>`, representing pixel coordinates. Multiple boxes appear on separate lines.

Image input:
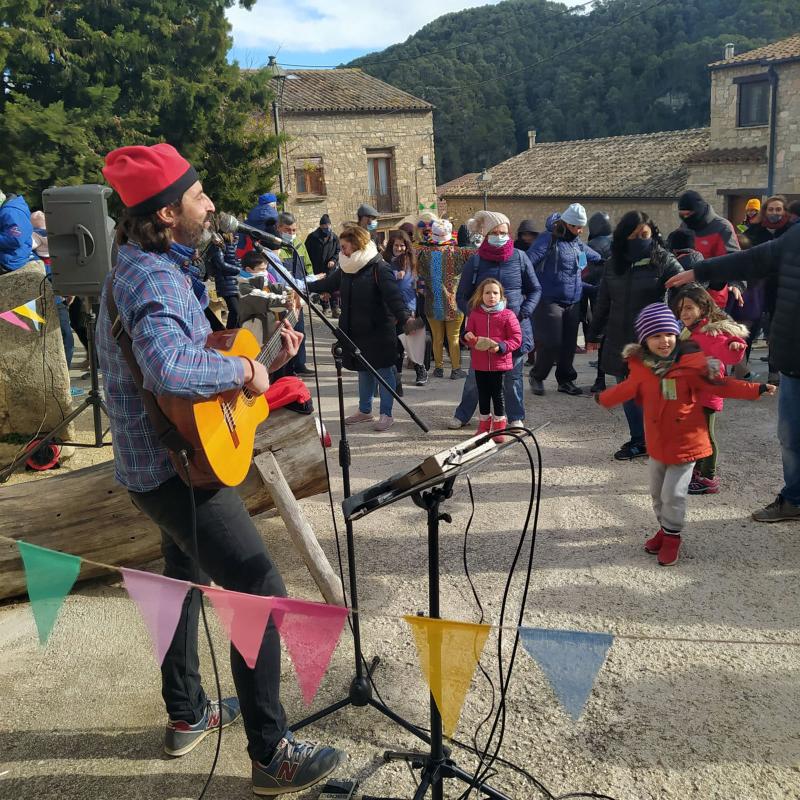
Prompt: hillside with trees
<box><xmin>349</xmin><ymin>0</ymin><xmax>800</xmax><ymax>183</ymax></box>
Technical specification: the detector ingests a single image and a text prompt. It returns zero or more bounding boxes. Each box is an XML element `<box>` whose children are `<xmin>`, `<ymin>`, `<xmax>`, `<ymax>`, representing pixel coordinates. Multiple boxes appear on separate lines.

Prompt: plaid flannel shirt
<box><xmin>96</xmin><ymin>242</ymin><xmax>246</xmax><ymax>492</ymax></box>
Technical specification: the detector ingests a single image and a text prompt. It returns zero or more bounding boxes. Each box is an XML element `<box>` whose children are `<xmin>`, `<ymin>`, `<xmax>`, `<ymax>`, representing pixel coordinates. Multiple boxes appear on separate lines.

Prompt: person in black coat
<box><xmin>308</xmin><ymin>225</ymin><xmax>421</xmax><ymax>432</ymax></box>
<box><xmin>204</xmin><ymin>231</ymin><xmax>241</xmax><ymax>328</ymax></box>
<box><xmin>513</xmin><ymin>219</ymin><xmax>539</xmax><ymax>251</ymax></box>
<box><xmin>590</xmin><ymin>210</ymin><xmax>682</xmax><ymax>460</ymax></box>
<box><xmin>305</xmin><ymin>214</ymin><xmax>341</xmax><ymax>317</ymax></box>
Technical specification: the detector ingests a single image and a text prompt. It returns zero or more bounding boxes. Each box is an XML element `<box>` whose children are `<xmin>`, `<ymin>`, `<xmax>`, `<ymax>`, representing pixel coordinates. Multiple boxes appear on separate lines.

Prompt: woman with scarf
<box><xmin>307</xmin><ymin>225</ymin><xmax>421</xmax><ymax>432</ymax></box>
<box><xmin>450</xmin><ymin>210</ymin><xmax>540</xmax><ymax>430</ymax></box>
<box><xmin>590</xmin><ymin>210</ymin><xmax>683</xmax><ymax>460</ymax></box>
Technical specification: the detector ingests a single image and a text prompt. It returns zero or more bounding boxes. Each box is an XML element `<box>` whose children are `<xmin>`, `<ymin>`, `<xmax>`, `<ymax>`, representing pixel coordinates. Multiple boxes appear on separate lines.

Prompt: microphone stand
<box><xmin>252</xmin><ymin>239</ymin><xmax>432</xmax><ymax>744</ymax></box>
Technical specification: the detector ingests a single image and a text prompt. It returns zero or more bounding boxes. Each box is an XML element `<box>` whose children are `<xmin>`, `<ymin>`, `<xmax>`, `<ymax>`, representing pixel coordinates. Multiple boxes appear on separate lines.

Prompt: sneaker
<box><xmin>345</xmin><ymin>410</ymin><xmax>374</xmax><ymax>425</ymax></box>
<box><xmin>752</xmin><ymin>495</ymin><xmax>800</xmax><ymax>523</ymax></box>
<box><xmin>530</xmin><ymin>376</ymin><xmax>544</xmax><ymax>395</ymax></box>
<box><xmin>164</xmin><ymin>698</ymin><xmax>241</xmax><ymax>757</ymax></box>
<box><xmin>373</xmin><ymin>414</ymin><xmax>394</xmax><ymax>431</ymax></box>
<box><xmin>644</xmin><ymin>528</ymin><xmax>664</xmax><ymax>554</ymax></box>
<box><xmin>658</xmin><ymin>534</ymin><xmax>681</xmax><ymax>566</ymax></box>
<box><xmin>509</xmin><ymin>420</ymin><xmax>524</xmax><ymax>430</ymax></box>
<box><xmin>688</xmin><ymin>475</ymin><xmax>720</xmax><ymax>495</ymax></box>
<box><xmin>447</xmin><ymin>416</ymin><xmax>466</xmax><ymax>430</ymax></box>
<box><xmin>433</xmin><ymin>367</ymin><xmax>444</xmax><ymax>378</ymax></box>
<box><xmin>450</xmin><ymin>368</ymin><xmax>468</xmax><ymax>379</ymax></box>
<box><xmin>476</xmin><ymin>416</ymin><xmax>492</xmax><ymax>436</ymax></box>
<box><xmin>490</xmin><ymin>416</ymin><xmax>508</xmax><ymax>443</ymax></box>
<box><xmin>557</xmin><ymin>381</ymin><xmax>583</xmax><ymax>396</ymax></box>
<box><xmin>252</xmin><ymin>732</ymin><xmax>344</xmax><ymax>797</ymax></box>
<box><xmin>590</xmin><ymin>377</ymin><xmax>606</xmax><ymax>394</ymax></box>
<box><xmin>414</xmin><ymin>365</ymin><xmax>428</xmax><ymax>386</ymax></box>
<box><xmin>613</xmin><ymin>441</ymin><xmax>647</xmax><ymax>461</ymax></box>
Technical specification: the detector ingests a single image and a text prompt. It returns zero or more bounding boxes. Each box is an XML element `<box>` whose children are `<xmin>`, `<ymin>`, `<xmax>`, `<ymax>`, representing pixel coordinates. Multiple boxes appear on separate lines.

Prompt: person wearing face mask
<box><xmin>788</xmin><ymin>200</ymin><xmax>800</xmax><ymax>226</ymax></box>
<box><xmin>738</xmin><ymin>198</ymin><xmax>761</xmax><ymax>234</ymax></box>
<box><xmin>677</xmin><ymin>190</ymin><xmax>740</xmax><ymax>259</ymax></box>
<box><xmin>305</xmin><ymin>214</ymin><xmax>341</xmax><ymax>318</ymax></box>
<box><xmin>589</xmin><ymin>210</ymin><xmax>683</xmax><ymax>460</ymax></box>
<box><xmin>526</xmin><ymin>203</ymin><xmax>601</xmax><ymax>397</ymax></box>
<box><xmin>357</xmin><ymin>202</ymin><xmax>380</xmax><ymax>239</ymax></box>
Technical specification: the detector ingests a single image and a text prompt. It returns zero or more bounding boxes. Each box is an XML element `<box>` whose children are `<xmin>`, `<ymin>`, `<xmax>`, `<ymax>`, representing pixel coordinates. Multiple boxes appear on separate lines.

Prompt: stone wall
<box><xmin>440</xmin><ymin>196</ymin><xmax>681</xmax><ymax>241</ymax></box>
<box><xmin>0</xmin><ymin>262</ymin><xmax>74</xmax><ymax>439</ymax></box>
<box><xmin>279</xmin><ymin>110</ymin><xmax>437</xmax><ymax>237</ymax></box>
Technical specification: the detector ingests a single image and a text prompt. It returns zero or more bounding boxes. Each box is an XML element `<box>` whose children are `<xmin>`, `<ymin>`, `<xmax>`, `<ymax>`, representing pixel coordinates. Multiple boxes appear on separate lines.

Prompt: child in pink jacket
<box><xmin>671</xmin><ymin>284</ymin><xmax>749</xmax><ymax>495</ymax></box>
<box><xmin>464</xmin><ymin>278</ymin><xmax>522</xmax><ymax>440</ymax></box>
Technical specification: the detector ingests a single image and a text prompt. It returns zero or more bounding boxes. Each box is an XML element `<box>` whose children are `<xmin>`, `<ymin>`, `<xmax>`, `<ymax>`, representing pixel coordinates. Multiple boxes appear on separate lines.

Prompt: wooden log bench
<box><xmin>0</xmin><ymin>408</ymin><xmax>344</xmax><ymax>605</ymax></box>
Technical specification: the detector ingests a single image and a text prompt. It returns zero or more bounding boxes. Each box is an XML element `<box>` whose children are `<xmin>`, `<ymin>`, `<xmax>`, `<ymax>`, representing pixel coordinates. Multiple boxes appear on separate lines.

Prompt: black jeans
<box><xmin>475</xmin><ymin>370</ymin><xmax>505</xmax><ymax>417</ymax></box>
<box><xmin>129</xmin><ymin>475</ymin><xmax>288</xmax><ymax>762</ymax></box>
<box><xmin>532</xmin><ymin>300</ymin><xmax>581</xmax><ymax>383</ymax></box>
<box><xmin>224</xmin><ymin>294</ymin><xmax>240</xmax><ymax>329</ymax></box>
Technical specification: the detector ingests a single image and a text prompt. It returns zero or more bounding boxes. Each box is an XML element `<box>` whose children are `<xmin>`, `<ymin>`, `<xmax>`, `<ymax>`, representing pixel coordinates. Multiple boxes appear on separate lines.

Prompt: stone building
<box><xmin>439</xmin><ymin>34</ymin><xmax>800</xmax><ymax>234</ymax></box>
<box><xmin>274</xmin><ymin>68</ymin><xmax>437</xmax><ymax>237</ymax></box>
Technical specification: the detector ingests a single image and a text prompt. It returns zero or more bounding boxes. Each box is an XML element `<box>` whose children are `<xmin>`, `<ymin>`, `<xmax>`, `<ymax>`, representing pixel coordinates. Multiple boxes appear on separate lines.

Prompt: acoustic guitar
<box><xmin>158</xmin><ymin>306</ymin><xmax>298</xmax><ymax>489</ymax></box>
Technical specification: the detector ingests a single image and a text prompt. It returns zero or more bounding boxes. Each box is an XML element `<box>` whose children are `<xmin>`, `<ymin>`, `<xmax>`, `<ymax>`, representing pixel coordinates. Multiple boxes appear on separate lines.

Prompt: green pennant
<box><xmin>17</xmin><ymin>541</ymin><xmax>82</xmax><ymax>644</ymax></box>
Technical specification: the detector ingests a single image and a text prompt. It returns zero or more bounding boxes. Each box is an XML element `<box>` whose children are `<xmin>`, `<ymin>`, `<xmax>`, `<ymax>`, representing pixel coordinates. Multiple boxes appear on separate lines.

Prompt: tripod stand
<box><xmin>251</xmin><ymin>242</ymin><xmax>432</xmax><ymax>745</ymax></box>
<box><xmin>0</xmin><ymin>300</ymin><xmax>111</xmax><ymax>483</ymax></box>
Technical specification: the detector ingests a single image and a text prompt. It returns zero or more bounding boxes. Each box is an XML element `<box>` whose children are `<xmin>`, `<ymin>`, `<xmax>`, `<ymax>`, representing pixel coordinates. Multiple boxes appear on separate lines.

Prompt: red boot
<box><xmin>644</xmin><ymin>528</ymin><xmax>664</xmax><ymax>554</ymax></box>
<box><xmin>657</xmin><ymin>534</ymin><xmax>682</xmax><ymax>566</ymax></box>
<box><xmin>476</xmin><ymin>416</ymin><xmax>492</xmax><ymax>436</ymax></box>
<box><xmin>491</xmin><ymin>416</ymin><xmax>508</xmax><ymax>443</ymax></box>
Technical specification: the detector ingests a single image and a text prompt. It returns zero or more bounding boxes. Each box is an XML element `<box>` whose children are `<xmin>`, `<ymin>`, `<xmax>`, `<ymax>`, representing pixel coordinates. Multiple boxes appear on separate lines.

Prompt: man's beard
<box><xmin>174</xmin><ymin>213</ymin><xmax>212</xmax><ymax>249</ymax></box>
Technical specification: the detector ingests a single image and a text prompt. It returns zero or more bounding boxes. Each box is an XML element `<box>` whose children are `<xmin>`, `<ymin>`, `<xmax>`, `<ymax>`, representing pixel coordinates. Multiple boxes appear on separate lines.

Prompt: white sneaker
<box><xmin>447</xmin><ymin>417</ymin><xmax>466</xmax><ymax>430</ymax></box>
<box><xmin>509</xmin><ymin>420</ymin><xmax>524</xmax><ymax>429</ymax></box>
<box><xmin>345</xmin><ymin>410</ymin><xmax>374</xmax><ymax>425</ymax></box>
<box><xmin>373</xmin><ymin>414</ymin><xmax>394</xmax><ymax>431</ymax></box>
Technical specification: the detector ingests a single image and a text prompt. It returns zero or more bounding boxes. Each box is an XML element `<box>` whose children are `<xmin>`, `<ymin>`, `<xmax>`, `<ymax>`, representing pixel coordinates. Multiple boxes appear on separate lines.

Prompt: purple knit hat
<box><xmin>635</xmin><ymin>303</ymin><xmax>680</xmax><ymax>343</ymax></box>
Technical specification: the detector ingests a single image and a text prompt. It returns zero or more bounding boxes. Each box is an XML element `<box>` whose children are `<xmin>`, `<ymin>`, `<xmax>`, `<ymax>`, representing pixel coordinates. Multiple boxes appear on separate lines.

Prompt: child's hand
<box><xmin>763</xmin><ymin>383</ymin><xmax>778</xmax><ymax>396</ymax></box>
<box><xmin>464</xmin><ymin>331</ymin><xmax>477</xmax><ymax>344</ymax></box>
<box><xmin>729</xmin><ymin>341</ymin><xmax>746</xmax><ymax>351</ymax></box>
<box><xmin>396</xmin><ymin>270</ymin><xmax>406</xmax><ymax>279</ymax></box>
<box><xmin>490</xmin><ymin>345</ymin><xmax>500</xmax><ymax>353</ymax></box>
<box><xmin>475</xmin><ymin>336</ymin><xmax>497</xmax><ymax>351</ymax></box>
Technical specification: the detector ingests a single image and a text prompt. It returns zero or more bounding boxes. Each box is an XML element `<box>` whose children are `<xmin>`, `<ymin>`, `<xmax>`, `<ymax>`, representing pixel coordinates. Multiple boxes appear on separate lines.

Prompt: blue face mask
<box><xmin>367</xmin><ymin>220</ymin><xmax>378</xmax><ymax>232</ymax></box>
<box><xmin>482</xmin><ymin>299</ymin><xmax>507</xmax><ymax>312</ymax></box>
<box><xmin>487</xmin><ymin>234</ymin><xmax>509</xmax><ymax>247</ymax></box>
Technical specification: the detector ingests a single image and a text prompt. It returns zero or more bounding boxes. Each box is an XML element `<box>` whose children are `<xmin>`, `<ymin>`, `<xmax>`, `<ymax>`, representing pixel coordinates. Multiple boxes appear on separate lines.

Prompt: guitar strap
<box><xmin>105</xmin><ymin>269</ymin><xmax>196</xmax><ymax>462</ymax></box>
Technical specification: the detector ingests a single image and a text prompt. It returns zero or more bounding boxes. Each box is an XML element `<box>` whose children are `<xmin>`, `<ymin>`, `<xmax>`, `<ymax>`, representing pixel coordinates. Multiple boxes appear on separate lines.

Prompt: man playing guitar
<box><xmin>95</xmin><ymin>143</ymin><xmax>343</xmax><ymax>796</ymax></box>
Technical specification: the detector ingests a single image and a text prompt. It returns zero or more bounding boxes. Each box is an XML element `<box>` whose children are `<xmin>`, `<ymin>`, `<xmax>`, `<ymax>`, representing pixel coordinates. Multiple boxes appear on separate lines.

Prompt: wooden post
<box><xmin>254</xmin><ymin>450</ymin><xmax>345</xmax><ymax>607</ymax></box>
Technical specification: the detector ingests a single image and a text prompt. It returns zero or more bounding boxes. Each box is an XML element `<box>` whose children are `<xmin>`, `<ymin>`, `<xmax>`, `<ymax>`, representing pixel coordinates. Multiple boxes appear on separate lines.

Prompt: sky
<box><xmin>227</xmin><ymin>0</ymin><xmax>586</xmax><ymax>69</ymax></box>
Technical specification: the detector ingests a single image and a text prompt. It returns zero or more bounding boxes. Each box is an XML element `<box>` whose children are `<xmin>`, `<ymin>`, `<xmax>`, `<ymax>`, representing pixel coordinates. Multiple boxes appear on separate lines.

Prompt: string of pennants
<box><xmin>0</xmin><ymin>296</ymin><xmax>46</xmax><ymax>331</ymax></box>
<box><xmin>11</xmin><ymin>537</ymin><xmax>797</xmax><ymax>734</ymax></box>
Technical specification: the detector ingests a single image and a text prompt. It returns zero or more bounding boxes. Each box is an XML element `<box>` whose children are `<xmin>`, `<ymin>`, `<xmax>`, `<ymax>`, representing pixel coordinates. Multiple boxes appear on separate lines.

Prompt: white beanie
<box><xmin>561</xmin><ymin>203</ymin><xmax>587</xmax><ymax>227</ymax></box>
<box><xmin>431</xmin><ymin>219</ymin><xmax>453</xmax><ymax>244</ymax></box>
<box><xmin>467</xmin><ymin>210</ymin><xmax>510</xmax><ymax>237</ymax></box>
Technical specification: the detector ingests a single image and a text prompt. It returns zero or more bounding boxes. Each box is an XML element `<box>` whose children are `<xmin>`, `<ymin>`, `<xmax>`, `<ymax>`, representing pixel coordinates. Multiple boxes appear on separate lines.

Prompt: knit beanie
<box><xmin>745</xmin><ymin>198</ymin><xmax>761</xmax><ymax>213</ymax></box>
<box><xmin>468</xmin><ymin>210</ymin><xmax>510</xmax><ymax>237</ymax></box>
<box><xmin>678</xmin><ymin>190</ymin><xmax>706</xmax><ymax>214</ymax></box>
<box><xmin>319</xmin><ymin>213</ymin><xmax>331</xmax><ymax>225</ymax></box>
<box><xmin>103</xmin><ymin>144</ymin><xmax>198</xmax><ymax>215</ymax></box>
<box><xmin>517</xmin><ymin>219</ymin><xmax>538</xmax><ymax>235</ymax></box>
<box><xmin>259</xmin><ymin>193</ymin><xmax>278</xmax><ymax>206</ymax></box>
<box><xmin>635</xmin><ymin>303</ymin><xmax>680</xmax><ymax>343</ymax></box>
<box><xmin>431</xmin><ymin>219</ymin><xmax>453</xmax><ymax>244</ymax></box>
<box><xmin>561</xmin><ymin>203</ymin><xmax>588</xmax><ymax>227</ymax></box>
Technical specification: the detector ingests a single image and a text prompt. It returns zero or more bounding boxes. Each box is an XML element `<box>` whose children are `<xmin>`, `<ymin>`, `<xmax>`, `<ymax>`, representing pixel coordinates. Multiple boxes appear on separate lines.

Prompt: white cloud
<box><xmin>227</xmin><ymin>0</ymin><xmax>503</xmax><ymax>54</ymax></box>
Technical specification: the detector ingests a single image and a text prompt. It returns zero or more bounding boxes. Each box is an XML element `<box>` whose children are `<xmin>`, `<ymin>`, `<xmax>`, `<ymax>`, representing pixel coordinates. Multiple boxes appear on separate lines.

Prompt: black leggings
<box><xmin>476</xmin><ymin>370</ymin><xmax>505</xmax><ymax>417</ymax></box>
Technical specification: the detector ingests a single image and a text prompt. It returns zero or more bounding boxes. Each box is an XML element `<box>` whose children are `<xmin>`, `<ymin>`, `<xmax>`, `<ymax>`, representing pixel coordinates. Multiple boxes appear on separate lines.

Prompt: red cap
<box><xmin>102</xmin><ymin>143</ymin><xmax>199</xmax><ymax>215</ymax></box>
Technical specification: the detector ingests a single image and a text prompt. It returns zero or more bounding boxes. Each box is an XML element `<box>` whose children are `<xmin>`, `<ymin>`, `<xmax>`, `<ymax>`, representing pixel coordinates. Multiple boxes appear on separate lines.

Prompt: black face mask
<box><xmin>626</xmin><ymin>237</ymin><xmax>652</xmax><ymax>262</ymax></box>
<box><xmin>561</xmin><ymin>229</ymin><xmax>578</xmax><ymax>243</ymax></box>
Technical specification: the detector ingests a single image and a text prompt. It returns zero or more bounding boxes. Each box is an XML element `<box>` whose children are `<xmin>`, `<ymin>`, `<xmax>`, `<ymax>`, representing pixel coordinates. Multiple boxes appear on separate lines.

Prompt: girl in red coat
<box><xmin>464</xmin><ymin>279</ymin><xmax>522</xmax><ymax>441</ymax></box>
<box><xmin>597</xmin><ymin>303</ymin><xmax>775</xmax><ymax>566</ymax></box>
<box><xmin>671</xmin><ymin>284</ymin><xmax>749</xmax><ymax>495</ymax></box>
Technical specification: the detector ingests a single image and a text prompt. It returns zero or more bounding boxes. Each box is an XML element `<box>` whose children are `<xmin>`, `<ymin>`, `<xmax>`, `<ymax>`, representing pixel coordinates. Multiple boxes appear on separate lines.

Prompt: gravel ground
<box><xmin>1</xmin><ymin>327</ymin><xmax>798</xmax><ymax>800</ymax></box>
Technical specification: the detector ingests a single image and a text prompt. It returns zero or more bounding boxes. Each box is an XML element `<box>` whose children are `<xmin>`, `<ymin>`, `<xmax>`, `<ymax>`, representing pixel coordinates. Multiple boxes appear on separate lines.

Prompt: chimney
<box><xmin>724</xmin><ymin>43</ymin><xmax>735</xmax><ymax>61</ymax></box>
<box><xmin>528</xmin><ymin>129</ymin><xmax>537</xmax><ymax>148</ymax></box>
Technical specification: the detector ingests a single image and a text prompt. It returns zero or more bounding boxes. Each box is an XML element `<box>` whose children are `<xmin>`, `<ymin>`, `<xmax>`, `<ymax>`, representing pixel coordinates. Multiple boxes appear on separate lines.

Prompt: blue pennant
<box><xmin>518</xmin><ymin>628</ymin><xmax>613</xmax><ymax>720</ymax></box>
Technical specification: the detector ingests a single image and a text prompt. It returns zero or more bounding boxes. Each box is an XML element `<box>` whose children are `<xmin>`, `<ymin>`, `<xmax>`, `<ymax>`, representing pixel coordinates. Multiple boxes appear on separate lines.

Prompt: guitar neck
<box><xmin>257</xmin><ymin>308</ymin><xmax>299</xmax><ymax>369</ymax></box>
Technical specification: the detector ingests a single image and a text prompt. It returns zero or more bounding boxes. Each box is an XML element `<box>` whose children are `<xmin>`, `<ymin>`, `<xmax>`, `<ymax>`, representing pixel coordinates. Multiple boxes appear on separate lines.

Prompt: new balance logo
<box><xmin>276</xmin><ymin>760</ymin><xmax>298</xmax><ymax>782</ymax></box>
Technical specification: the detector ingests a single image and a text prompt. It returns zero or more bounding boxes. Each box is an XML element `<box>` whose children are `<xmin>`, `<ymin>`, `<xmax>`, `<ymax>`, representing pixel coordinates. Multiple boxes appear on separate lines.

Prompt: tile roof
<box><xmin>436</xmin><ymin>173</ymin><xmax>479</xmax><ymax>195</ymax></box>
<box><xmin>279</xmin><ymin>68</ymin><xmax>433</xmax><ymax>113</ymax></box>
<box><xmin>685</xmin><ymin>146</ymin><xmax>767</xmax><ymax>165</ymax></box>
<box><xmin>710</xmin><ymin>34</ymin><xmax>800</xmax><ymax>69</ymax></box>
<box><xmin>438</xmin><ymin>129</ymin><xmax>711</xmax><ymax>200</ymax></box>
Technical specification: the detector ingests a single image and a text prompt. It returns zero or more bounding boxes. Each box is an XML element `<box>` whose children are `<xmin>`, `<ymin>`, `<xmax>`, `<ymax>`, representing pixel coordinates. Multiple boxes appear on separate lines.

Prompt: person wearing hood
<box><xmin>677</xmin><ymin>190</ymin><xmax>740</xmax><ymax>259</ymax></box>
<box><xmin>449</xmin><ymin>210</ymin><xmax>540</xmax><ymax>430</ymax></box>
<box><xmin>527</xmin><ymin>203</ymin><xmax>601</xmax><ymax>396</ymax></box>
<box><xmin>307</xmin><ymin>225</ymin><xmax>421</xmax><ymax>431</ymax></box>
<box><xmin>513</xmin><ymin>219</ymin><xmax>539</xmax><ymax>251</ymax></box>
<box><xmin>305</xmin><ymin>214</ymin><xmax>341</xmax><ymax>318</ymax></box>
<box><xmin>0</xmin><ymin>192</ymin><xmax>35</xmax><ymax>273</ymax></box>
<box><xmin>584</xmin><ymin>211</ymin><xmax>613</xmax><ymax>388</ymax></box>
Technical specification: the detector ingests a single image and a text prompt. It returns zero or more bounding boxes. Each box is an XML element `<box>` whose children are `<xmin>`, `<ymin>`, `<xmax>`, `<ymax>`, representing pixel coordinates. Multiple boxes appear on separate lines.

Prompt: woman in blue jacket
<box><xmin>527</xmin><ymin>204</ymin><xmax>600</xmax><ymax>396</ymax></box>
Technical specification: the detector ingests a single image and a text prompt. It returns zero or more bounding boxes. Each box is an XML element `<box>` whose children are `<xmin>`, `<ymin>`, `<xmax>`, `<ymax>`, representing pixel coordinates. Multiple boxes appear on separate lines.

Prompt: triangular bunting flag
<box><xmin>0</xmin><ymin>310</ymin><xmax>31</xmax><ymax>331</ymax></box>
<box><xmin>121</xmin><ymin>569</ymin><xmax>191</xmax><ymax>666</ymax></box>
<box><xmin>518</xmin><ymin>628</ymin><xmax>613</xmax><ymax>720</ymax></box>
<box><xmin>202</xmin><ymin>586</ymin><xmax>275</xmax><ymax>669</ymax></box>
<box><xmin>271</xmin><ymin>597</ymin><xmax>348</xmax><ymax>705</ymax></box>
<box><xmin>405</xmin><ymin>615</ymin><xmax>490</xmax><ymax>737</ymax></box>
<box><xmin>17</xmin><ymin>541</ymin><xmax>82</xmax><ymax>644</ymax></box>
<box><xmin>14</xmin><ymin>301</ymin><xmax>45</xmax><ymax>329</ymax></box>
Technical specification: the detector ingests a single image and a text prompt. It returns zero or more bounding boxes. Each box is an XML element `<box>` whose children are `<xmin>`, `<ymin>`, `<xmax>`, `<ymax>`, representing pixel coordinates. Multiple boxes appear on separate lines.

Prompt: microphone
<box><xmin>217</xmin><ymin>212</ymin><xmax>290</xmax><ymax>249</ymax></box>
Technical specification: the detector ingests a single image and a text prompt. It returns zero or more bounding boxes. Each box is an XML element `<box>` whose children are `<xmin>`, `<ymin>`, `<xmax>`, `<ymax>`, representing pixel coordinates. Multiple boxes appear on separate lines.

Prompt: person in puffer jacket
<box><xmin>463</xmin><ymin>278</ymin><xmax>522</xmax><ymax>442</ymax></box>
<box><xmin>0</xmin><ymin>193</ymin><xmax>35</xmax><ymax>273</ymax></box>
<box><xmin>205</xmin><ymin>231</ymin><xmax>241</xmax><ymax>329</ymax></box>
<box><xmin>527</xmin><ymin>204</ymin><xmax>601</xmax><ymax>396</ymax></box>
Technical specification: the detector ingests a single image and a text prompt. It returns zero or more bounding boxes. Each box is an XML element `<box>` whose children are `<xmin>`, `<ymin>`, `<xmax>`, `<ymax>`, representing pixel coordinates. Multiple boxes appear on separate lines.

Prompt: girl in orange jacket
<box><xmin>597</xmin><ymin>303</ymin><xmax>775</xmax><ymax>566</ymax></box>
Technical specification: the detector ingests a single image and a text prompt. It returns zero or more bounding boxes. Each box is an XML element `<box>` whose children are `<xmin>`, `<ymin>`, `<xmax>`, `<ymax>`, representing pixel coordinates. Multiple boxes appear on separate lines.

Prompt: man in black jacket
<box><xmin>666</xmin><ymin>223</ymin><xmax>800</xmax><ymax>523</ymax></box>
<box><xmin>305</xmin><ymin>214</ymin><xmax>340</xmax><ymax>317</ymax></box>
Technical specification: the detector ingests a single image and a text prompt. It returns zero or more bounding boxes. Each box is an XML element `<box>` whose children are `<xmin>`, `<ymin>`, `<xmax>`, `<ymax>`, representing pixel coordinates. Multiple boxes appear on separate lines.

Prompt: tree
<box><xmin>0</xmin><ymin>0</ymin><xmax>279</xmax><ymax>213</ymax></box>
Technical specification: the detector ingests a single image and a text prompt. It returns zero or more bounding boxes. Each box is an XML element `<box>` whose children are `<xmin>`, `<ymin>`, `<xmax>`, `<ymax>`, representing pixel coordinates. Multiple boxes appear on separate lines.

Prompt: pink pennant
<box><xmin>0</xmin><ymin>311</ymin><xmax>30</xmax><ymax>331</ymax></box>
<box><xmin>202</xmin><ymin>586</ymin><xmax>275</xmax><ymax>669</ymax></box>
<box><xmin>271</xmin><ymin>597</ymin><xmax>349</xmax><ymax>705</ymax></box>
<box><xmin>121</xmin><ymin>569</ymin><xmax>190</xmax><ymax>666</ymax></box>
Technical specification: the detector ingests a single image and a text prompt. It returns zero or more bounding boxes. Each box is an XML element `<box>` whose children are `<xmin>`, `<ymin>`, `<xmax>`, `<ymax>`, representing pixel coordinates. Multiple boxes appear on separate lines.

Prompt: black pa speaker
<box><xmin>43</xmin><ymin>184</ymin><xmax>116</xmax><ymax>297</ymax></box>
